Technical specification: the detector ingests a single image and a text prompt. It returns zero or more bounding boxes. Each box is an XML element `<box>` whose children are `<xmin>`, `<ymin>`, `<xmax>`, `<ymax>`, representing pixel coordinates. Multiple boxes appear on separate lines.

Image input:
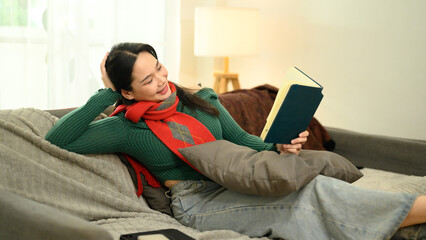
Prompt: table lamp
<box><xmin>194</xmin><ymin>7</ymin><xmax>260</xmax><ymax>93</ymax></box>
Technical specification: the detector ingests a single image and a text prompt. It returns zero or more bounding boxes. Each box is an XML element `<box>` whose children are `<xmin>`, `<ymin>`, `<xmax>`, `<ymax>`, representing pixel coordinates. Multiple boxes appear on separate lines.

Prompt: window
<box><xmin>0</xmin><ymin>0</ymin><xmax>180</xmax><ymax>110</ymax></box>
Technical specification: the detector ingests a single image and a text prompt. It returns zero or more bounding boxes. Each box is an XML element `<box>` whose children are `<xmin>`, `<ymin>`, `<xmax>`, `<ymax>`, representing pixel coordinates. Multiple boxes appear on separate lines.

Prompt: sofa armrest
<box><xmin>0</xmin><ymin>189</ymin><xmax>112</xmax><ymax>240</ymax></box>
<box><xmin>326</xmin><ymin>127</ymin><xmax>426</xmax><ymax>176</ymax></box>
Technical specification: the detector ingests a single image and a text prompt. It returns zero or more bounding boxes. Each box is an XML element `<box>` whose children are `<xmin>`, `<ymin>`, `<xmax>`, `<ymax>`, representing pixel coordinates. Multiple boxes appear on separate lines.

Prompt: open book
<box><xmin>260</xmin><ymin>67</ymin><xmax>323</xmax><ymax>144</ymax></box>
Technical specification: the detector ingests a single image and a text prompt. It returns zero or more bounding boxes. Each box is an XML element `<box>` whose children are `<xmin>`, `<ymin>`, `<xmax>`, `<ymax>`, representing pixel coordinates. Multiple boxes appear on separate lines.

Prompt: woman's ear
<box><xmin>121</xmin><ymin>89</ymin><xmax>135</xmax><ymax>100</ymax></box>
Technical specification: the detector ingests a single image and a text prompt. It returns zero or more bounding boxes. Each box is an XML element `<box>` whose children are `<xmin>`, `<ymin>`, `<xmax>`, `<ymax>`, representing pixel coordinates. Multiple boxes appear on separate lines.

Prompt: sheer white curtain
<box><xmin>0</xmin><ymin>0</ymin><xmax>180</xmax><ymax>110</ymax></box>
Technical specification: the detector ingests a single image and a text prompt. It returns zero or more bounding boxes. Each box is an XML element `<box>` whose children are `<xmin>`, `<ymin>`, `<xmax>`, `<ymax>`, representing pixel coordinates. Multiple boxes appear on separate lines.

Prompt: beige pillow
<box><xmin>178</xmin><ymin>140</ymin><xmax>362</xmax><ymax>197</ymax></box>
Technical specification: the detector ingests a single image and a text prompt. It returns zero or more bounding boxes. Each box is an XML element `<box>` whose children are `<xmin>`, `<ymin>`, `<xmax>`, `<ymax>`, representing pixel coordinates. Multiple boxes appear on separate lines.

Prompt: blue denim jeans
<box><xmin>169</xmin><ymin>175</ymin><xmax>417</xmax><ymax>240</ymax></box>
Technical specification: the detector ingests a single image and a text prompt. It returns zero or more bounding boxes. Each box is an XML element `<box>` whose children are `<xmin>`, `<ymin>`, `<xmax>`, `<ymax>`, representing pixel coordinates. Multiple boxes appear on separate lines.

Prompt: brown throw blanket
<box><xmin>218</xmin><ymin>84</ymin><xmax>335</xmax><ymax>151</ymax></box>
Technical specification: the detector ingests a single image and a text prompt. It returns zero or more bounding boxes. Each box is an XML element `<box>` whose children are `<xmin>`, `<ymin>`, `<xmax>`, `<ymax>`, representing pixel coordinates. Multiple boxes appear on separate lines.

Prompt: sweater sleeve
<box><xmin>45</xmin><ymin>88</ymin><xmax>129</xmax><ymax>154</ymax></box>
<box><xmin>201</xmin><ymin>89</ymin><xmax>277</xmax><ymax>152</ymax></box>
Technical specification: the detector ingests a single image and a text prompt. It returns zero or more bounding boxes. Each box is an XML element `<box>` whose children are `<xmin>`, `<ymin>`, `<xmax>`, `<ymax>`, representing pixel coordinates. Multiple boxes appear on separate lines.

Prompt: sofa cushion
<box><xmin>179</xmin><ymin>140</ymin><xmax>362</xmax><ymax>196</ymax></box>
<box><xmin>353</xmin><ymin>168</ymin><xmax>426</xmax><ymax>194</ymax></box>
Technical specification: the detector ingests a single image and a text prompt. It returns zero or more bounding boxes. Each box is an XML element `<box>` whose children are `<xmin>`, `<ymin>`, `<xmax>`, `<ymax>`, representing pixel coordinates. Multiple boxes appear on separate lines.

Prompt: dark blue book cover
<box><xmin>261</xmin><ymin>67</ymin><xmax>323</xmax><ymax>144</ymax></box>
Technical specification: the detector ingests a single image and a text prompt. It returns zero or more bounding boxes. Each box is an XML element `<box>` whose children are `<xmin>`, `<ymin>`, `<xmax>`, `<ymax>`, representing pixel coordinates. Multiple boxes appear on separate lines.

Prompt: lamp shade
<box><xmin>194</xmin><ymin>7</ymin><xmax>260</xmax><ymax>57</ymax></box>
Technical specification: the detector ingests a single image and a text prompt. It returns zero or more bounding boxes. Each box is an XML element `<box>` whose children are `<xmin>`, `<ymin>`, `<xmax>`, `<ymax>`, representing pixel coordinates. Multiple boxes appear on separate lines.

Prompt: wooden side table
<box><xmin>213</xmin><ymin>72</ymin><xmax>240</xmax><ymax>94</ymax></box>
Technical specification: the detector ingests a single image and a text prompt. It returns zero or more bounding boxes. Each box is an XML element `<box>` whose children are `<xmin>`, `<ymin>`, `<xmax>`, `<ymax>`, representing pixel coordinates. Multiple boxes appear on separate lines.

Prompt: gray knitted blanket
<box><xmin>0</xmin><ymin>108</ymin><xmax>265</xmax><ymax>240</ymax></box>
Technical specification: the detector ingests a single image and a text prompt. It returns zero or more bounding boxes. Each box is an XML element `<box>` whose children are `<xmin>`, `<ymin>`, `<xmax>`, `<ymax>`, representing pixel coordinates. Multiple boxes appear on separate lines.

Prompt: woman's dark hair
<box><xmin>105</xmin><ymin>42</ymin><xmax>219</xmax><ymax>116</ymax></box>
<box><xmin>174</xmin><ymin>83</ymin><xmax>219</xmax><ymax>117</ymax></box>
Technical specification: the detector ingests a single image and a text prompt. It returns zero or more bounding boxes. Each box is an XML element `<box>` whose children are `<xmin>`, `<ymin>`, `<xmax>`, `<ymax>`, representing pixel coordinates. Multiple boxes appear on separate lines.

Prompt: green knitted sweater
<box><xmin>45</xmin><ymin>88</ymin><xmax>276</xmax><ymax>184</ymax></box>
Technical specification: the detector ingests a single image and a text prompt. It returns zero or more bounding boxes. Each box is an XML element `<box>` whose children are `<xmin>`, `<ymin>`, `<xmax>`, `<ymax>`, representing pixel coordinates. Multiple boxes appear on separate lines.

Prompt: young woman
<box><xmin>46</xmin><ymin>42</ymin><xmax>426</xmax><ymax>240</ymax></box>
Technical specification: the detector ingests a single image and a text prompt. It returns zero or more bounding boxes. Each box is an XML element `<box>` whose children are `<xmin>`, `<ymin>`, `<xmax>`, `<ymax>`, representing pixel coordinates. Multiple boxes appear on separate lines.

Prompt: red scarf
<box><xmin>110</xmin><ymin>82</ymin><xmax>216</xmax><ymax>195</ymax></box>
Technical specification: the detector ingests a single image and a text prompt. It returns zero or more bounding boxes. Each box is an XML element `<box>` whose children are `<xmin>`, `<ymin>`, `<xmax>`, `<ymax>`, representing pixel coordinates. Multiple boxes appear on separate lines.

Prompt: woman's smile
<box><xmin>158</xmin><ymin>84</ymin><xmax>169</xmax><ymax>95</ymax></box>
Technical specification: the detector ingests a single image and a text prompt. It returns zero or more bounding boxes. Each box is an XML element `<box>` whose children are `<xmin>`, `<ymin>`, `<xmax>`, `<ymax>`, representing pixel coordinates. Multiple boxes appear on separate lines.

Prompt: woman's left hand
<box><xmin>100</xmin><ymin>52</ymin><xmax>116</xmax><ymax>91</ymax></box>
<box><xmin>276</xmin><ymin>130</ymin><xmax>309</xmax><ymax>155</ymax></box>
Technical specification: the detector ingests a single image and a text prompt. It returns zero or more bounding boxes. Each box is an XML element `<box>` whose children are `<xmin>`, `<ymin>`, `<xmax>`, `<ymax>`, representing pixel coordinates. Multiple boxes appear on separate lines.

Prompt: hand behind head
<box><xmin>100</xmin><ymin>52</ymin><xmax>116</xmax><ymax>91</ymax></box>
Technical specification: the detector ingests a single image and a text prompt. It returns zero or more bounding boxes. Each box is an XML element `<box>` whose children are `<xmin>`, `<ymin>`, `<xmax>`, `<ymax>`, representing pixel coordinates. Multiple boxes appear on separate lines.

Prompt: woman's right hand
<box><xmin>275</xmin><ymin>130</ymin><xmax>309</xmax><ymax>155</ymax></box>
<box><xmin>100</xmin><ymin>52</ymin><xmax>116</xmax><ymax>91</ymax></box>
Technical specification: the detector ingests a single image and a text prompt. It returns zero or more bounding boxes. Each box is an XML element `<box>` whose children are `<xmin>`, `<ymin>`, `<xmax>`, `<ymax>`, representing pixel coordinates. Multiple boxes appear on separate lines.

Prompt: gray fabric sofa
<box><xmin>1</xmin><ymin>86</ymin><xmax>425</xmax><ymax>240</ymax></box>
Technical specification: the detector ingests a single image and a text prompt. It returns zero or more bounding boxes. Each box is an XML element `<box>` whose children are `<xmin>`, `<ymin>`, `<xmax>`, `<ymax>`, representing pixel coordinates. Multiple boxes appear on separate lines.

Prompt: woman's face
<box><xmin>121</xmin><ymin>51</ymin><xmax>171</xmax><ymax>102</ymax></box>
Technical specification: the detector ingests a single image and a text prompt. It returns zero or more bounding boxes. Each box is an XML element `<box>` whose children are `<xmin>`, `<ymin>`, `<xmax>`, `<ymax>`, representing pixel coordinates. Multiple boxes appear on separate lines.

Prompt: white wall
<box><xmin>180</xmin><ymin>0</ymin><xmax>426</xmax><ymax>140</ymax></box>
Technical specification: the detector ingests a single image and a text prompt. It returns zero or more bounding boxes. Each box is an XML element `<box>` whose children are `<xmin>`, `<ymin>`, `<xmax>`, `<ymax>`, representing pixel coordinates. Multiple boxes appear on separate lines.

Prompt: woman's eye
<box><xmin>145</xmin><ymin>79</ymin><xmax>153</xmax><ymax>85</ymax></box>
<box><xmin>158</xmin><ymin>64</ymin><xmax>162</xmax><ymax>71</ymax></box>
